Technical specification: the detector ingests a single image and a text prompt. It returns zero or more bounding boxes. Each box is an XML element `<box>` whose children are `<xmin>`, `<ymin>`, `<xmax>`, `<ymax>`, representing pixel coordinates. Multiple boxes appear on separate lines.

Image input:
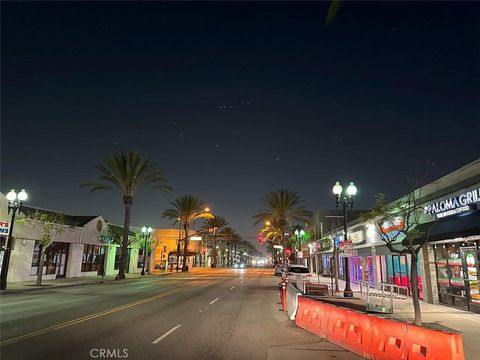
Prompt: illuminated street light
<box><xmin>140</xmin><ymin>225</ymin><xmax>152</xmax><ymax>276</ymax></box>
<box><xmin>1</xmin><ymin>189</ymin><xmax>28</xmax><ymax>290</ymax></box>
<box><xmin>332</xmin><ymin>180</ymin><xmax>357</xmax><ymax>298</ymax></box>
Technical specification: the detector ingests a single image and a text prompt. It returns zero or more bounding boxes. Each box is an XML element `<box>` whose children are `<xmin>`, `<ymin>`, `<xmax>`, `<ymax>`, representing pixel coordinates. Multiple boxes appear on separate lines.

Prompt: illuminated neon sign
<box><xmin>424</xmin><ymin>188</ymin><xmax>479</xmax><ymax>219</ymax></box>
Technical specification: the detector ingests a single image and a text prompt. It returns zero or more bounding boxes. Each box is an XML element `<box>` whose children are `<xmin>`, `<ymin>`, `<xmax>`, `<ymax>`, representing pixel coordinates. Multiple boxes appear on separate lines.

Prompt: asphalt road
<box><xmin>0</xmin><ymin>268</ymin><xmax>361</xmax><ymax>360</ymax></box>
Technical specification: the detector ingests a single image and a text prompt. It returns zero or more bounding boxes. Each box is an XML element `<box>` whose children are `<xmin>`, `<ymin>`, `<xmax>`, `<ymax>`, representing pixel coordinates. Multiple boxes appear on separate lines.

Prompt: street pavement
<box><xmin>0</xmin><ymin>268</ymin><xmax>361</xmax><ymax>360</ymax></box>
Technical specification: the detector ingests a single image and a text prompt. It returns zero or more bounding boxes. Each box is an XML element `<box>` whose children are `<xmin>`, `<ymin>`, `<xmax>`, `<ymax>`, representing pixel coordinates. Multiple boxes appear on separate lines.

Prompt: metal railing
<box><xmin>359</xmin><ymin>281</ymin><xmax>408</xmax><ymax>313</ymax></box>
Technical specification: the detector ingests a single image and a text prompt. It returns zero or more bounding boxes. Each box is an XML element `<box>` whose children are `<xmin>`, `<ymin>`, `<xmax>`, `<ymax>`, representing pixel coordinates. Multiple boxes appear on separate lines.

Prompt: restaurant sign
<box><xmin>0</xmin><ymin>220</ymin><xmax>10</xmax><ymax>235</ymax></box>
<box><xmin>424</xmin><ymin>188</ymin><xmax>480</xmax><ymax>219</ymax></box>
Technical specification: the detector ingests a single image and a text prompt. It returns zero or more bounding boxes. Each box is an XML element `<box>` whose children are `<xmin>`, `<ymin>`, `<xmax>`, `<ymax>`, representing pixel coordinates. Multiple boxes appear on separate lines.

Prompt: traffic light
<box><xmin>257</xmin><ymin>235</ymin><xmax>264</xmax><ymax>243</ymax></box>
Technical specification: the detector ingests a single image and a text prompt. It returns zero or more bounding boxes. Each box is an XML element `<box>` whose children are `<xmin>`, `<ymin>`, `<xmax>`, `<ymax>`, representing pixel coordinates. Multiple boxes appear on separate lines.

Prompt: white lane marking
<box><xmin>198</xmin><ymin>310</ymin><xmax>203</xmax><ymax>312</ymax></box>
<box><xmin>230</xmin><ymin>287</ymin><xmax>235</xmax><ymax>290</ymax></box>
<box><xmin>152</xmin><ymin>324</ymin><xmax>182</xmax><ymax>344</ymax></box>
<box><xmin>209</xmin><ymin>297</ymin><xmax>220</xmax><ymax>305</ymax></box>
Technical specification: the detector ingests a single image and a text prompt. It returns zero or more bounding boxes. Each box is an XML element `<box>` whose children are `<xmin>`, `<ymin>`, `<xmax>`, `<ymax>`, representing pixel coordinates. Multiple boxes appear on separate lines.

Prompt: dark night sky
<box><xmin>1</xmin><ymin>1</ymin><xmax>479</xmax><ymax>245</ymax></box>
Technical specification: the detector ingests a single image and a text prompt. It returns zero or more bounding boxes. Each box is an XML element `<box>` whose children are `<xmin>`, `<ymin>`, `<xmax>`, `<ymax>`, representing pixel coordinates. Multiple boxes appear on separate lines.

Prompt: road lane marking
<box><xmin>198</xmin><ymin>310</ymin><xmax>202</xmax><ymax>312</ymax></box>
<box><xmin>230</xmin><ymin>287</ymin><xmax>235</xmax><ymax>290</ymax></box>
<box><xmin>152</xmin><ymin>324</ymin><xmax>182</xmax><ymax>344</ymax></box>
<box><xmin>209</xmin><ymin>297</ymin><xmax>219</xmax><ymax>304</ymax></box>
<box><xmin>0</xmin><ymin>280</ymin><xmax>209</xmax><ymax>347</ymax></box>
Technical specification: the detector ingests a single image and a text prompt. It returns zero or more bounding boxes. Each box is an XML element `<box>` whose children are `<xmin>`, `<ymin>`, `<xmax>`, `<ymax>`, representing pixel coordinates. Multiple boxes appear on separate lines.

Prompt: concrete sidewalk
<box><xmin>310</xmin><ymin>275</ymin><xmax>480</xmax><ymax>360</ymax></box>
<box><xmin>0</xmin><ymin>271</ymin><xmax>174</xmax><ymax>295</ymax></box>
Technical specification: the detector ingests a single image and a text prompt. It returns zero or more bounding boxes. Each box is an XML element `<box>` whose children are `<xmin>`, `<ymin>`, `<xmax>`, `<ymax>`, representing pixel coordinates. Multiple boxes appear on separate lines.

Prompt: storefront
<box><xmin>416</xmin><ymin>189</ymin><xmax>480</xmax><ymax>313</ymax></box>
<box><xmin>432</xmin><ymin>240</ymin><xmax>480</xmax><ymax>312</ymax></box>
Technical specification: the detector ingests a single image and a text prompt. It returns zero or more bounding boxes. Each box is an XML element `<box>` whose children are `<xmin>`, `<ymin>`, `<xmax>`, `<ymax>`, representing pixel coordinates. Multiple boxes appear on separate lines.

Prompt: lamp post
<box><xmin>1</xmin><ymin>189</ymin><xmax>28</xmax><ymax>290</ymax></box>
<box><xmin>141</xmin><ymin>225</ymin><xmax>152</xmax><ymax>276</ymax></box>
<box><xmin>332</xmin><ymin>181</ymin><xmax>357</xmax><ymax>298</ymax></box>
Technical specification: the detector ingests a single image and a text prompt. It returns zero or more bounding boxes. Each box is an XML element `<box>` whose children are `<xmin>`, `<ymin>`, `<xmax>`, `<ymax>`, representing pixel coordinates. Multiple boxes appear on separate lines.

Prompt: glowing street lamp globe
<box><xmin>332</xmin><ymin>181</ymin><xmax>342</xmax><ymax>196</ymax></box>
<box><xmin>346</xmin><ymin>182</ymin><xmax>357</xmax><ymax>197</ymax></box>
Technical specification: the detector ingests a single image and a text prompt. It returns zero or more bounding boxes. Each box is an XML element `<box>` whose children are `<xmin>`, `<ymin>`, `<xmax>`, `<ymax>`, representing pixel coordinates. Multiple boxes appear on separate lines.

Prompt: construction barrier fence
<box><xmin>294</xmin><ymin>296</ymin><xmax>465</xmax><ymax>360</ymax></box>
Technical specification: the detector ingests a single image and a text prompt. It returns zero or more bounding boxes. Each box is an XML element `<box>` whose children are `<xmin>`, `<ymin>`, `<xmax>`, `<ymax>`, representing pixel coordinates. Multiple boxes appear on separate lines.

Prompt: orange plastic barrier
<box><xmin>345</xmin><ymin>310</ymin><xmax>373</xmax><ymax>359</ymax></box>
<box><xmin>280</xmin><ymin>282</ymin><xmax>287</xmax><ymax>311</ymax></box>
<box><xmin>370</xmin><ymin>316</ymin><xmax>407</xmax><ymax>360</ymax></box>
<box><xmin>295</xmin><ymin>298</ymin><xmax>330</xmax><ymax>338</ymax></box>
<box><xmin>293</xmin><ymin>297</ymin><xmax>464</xmax><ymax>360</ymax></box>
<box><xmin>324</xmin><ymin>305</ymin><xmax>348</xmax><ymax>346</ymax></box>
<box><xmin>405</xmin><ymin>323</ymin><xmax>465</xmax><ymax>360</ymax></box>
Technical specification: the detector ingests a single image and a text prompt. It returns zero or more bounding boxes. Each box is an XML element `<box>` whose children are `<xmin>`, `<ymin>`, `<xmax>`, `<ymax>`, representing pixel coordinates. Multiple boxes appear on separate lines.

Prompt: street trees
<box><xmin>218</xmin><ymin>227</ymin><xmax>242</xmax><ymax>266</ymax></box>
<box><xmin>254</xmin><ymin>190</ymin><xmax>312</xmax><ymax>265</ymax></box>
<box><xmin>362</xmin><ymin>190</ymin><xmax>436</xmax><ymax>326</ymax></box>
<box><xmin>162</xmin><ymin>195</ymin><xmax>212</xmax><ymax>272</ymax></box>
<box><xmin>82</xmin><ymin>151</ymin><xmax>171</xmax><ymax>280</ymax></box>
<box><xmin>19</xmin><ymin>210</ymin><xmax>65</xmax><ymax>286</ymax></box>
<box><xmin>199</xmin><ymin>216</ymin><xmax>228</xmax><ymax>268</ymax></box>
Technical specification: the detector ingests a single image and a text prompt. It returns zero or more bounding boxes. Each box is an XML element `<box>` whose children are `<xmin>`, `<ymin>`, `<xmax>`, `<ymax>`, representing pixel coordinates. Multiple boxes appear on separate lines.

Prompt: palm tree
<box><xmin>162</xmin><ymin>195</ymin><xmax>212</xmax><ymax>271</ymax></box>
<box><xmin>81</xmin><ymin>151</ymin><xmax>171</xmax><ymax>279</ymax></box>
<box><xmin>253</xmin><ymin>190</ymin><xmax>312</xmax><ymax>265</ymax></box>
<box><xmin>218</xmin><ymin>226</ymin><xmax>241</xmax><ymax>266</ymax></box>
<box><xmin>199</xmin><ymin>215</ymin><xmax>228</xmax><ymax>268</ymax></box>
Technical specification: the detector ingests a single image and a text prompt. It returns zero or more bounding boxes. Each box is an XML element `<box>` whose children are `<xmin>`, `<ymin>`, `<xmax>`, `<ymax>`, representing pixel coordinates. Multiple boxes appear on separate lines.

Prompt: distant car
<box><xmin>274</xmin><ymin>264</ymin><xmax>285</xmax><ymax>276</ymax></box>
<box><xmin>282</xmin><ymin>264</ymin><xmax>312</xmax><ymax>283</ymax></box>
<box><xmin>233</xmin><ymin>262</ymin><xmax>245</xmax><ymax>269</ymax></box>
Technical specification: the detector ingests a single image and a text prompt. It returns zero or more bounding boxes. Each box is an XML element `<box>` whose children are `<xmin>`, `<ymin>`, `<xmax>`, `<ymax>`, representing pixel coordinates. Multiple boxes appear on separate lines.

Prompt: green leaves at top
<box><xmin>81</xmin><ymin>151</ymin><xmax>172</xmax><ymax>197</ymax></box>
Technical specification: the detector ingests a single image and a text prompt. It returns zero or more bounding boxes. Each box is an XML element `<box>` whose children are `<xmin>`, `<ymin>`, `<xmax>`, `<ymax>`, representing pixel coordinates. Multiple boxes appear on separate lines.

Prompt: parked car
<box><xmin>274</xmin><ymin>264</ymin><xmax>286</xmax><ymax>276</ymax></box>
<box><xmin>281</xmin><ymin>264</ymin><xmax>312</xmax><ymax>283</ymax></box>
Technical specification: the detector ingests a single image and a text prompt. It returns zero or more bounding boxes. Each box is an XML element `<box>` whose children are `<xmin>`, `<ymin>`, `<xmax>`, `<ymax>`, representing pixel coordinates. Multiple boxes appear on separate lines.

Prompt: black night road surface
<box><xmin>0</xmin><ymin>269</ymin><xmax>361</xmax><ymax>360</ymax></box>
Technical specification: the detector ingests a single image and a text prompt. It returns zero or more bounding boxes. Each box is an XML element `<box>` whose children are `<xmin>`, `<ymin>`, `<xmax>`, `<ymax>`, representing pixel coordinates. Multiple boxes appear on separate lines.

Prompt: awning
<box><xmin>403</xmin><ymin>210</ymin><xmax>480</xmax><ymax>246</ymax></box>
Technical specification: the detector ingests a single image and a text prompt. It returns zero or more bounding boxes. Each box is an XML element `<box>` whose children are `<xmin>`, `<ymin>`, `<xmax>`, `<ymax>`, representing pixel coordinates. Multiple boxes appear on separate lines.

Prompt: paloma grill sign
<box><xmin>424</xmin><ymin>188</ymin><xmax>480</xmax><ymax>218</ymax></box>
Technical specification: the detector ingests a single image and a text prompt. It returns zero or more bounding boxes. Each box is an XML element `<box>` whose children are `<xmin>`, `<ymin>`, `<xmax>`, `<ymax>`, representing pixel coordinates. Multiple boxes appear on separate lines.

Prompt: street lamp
<box><xmin>332</xmin><ymin>181</ymin><xmax>357</xmax><ymax>298</ymax></box>
<box><xmin>141</xmin><ymin>225</ymin><xmax>152</xmax><ymax>276</ymax></box>
<box><xmin>1</xmin><ymin>189</ymin><xmax>28</xmax><ymax>290</ymax></box>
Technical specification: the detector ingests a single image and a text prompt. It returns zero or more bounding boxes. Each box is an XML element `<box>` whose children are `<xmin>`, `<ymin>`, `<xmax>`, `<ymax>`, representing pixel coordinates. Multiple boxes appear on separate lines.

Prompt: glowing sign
<box><xmin>424</xmin><ymin>188</ymin><xmax>480</xmax><ymax>219</ymax></box>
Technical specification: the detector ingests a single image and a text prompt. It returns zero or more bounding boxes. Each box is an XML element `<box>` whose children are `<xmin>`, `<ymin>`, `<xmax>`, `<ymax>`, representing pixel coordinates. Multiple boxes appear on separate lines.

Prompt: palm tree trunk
<box><xmin>119</xmin><ymin>196</ymin><xmax>132</xmax><ymax>280</ymax></box>
<box><xmin>410</xmin><ymin>250</ymin><xmax>422</xmax><ymax>326</ymax></box>
<box><xmin>281</xmin><ymin>227</ymin><xmax>287</xmax><ymax>265</ymax></box>
<box><xmin>182</xmin><ymin>222</ymin><xmax>189</xmax><ymax>272</ymax></box>
<box><xmin>36</xmin><ymin>248</ymin><xmax>46</xmax><ymax>286</ymax></box>
<box><xmin>211</xmin><ymin>237</ymin><xmax>217</xmax><ymax>268</ymax></box>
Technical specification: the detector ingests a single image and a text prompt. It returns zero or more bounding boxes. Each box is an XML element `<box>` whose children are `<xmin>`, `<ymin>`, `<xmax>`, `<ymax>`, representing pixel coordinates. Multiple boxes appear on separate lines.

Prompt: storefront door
<box><xmin>461</xmin><ymin>245</ymin><xmax>480</xmax><ymax>313</ymax></box>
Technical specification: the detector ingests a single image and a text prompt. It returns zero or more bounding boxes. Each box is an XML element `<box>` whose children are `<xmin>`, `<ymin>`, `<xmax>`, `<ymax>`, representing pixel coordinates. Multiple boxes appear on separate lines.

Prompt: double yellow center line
<box><xmin>1</xmin><ymin>280</ymin><xmax>208</xmax><ymax>347</ymax></box>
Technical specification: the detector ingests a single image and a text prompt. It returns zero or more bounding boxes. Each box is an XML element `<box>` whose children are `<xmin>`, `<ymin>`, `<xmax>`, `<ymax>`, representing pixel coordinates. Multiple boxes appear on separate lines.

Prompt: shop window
<box><xmin>81</xmin><ymin>244</ymin><xmax>104</xmax><ymax>272</ymax></box>
<box><xmin>114</xmin><ymin>247</ymin><xmax>131</xmax><ymax>272</ymax></box>
<box><xmin>30</xmin><ymin>241</ymin><xmax>69</xmax><ymax>277</ymax></box>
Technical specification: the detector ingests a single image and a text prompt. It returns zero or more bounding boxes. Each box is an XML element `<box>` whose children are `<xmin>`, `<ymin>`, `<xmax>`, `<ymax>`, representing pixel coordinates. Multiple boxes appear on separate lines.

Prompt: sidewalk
<box><xmin>310</xmin><ymin>275</ymin><xmax>480</xmax><ymax>360</ymax></box>
<box><xmin>0</xmin><ymin>271</ymin><xmax>173</xmax><ymax>295</ymax></box>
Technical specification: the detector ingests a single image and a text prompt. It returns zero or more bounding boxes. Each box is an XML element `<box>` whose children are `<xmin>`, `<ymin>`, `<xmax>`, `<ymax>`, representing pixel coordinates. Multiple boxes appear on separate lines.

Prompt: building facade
<box><xmin>315</xmin><ymin>158</ymin><xmax>480</xmax><ymax>313</ymax></box>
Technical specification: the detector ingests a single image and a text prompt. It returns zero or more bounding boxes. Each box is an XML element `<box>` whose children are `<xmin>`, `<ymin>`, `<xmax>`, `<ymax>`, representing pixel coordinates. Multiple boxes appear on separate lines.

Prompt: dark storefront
<box><xmin>30</xmin><ymin>241</ymin><xmax>70</xmax><ymax>278</ymax></box>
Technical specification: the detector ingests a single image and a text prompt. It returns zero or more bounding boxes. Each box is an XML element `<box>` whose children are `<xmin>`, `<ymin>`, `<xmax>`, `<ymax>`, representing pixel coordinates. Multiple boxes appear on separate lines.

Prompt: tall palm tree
<box><xmin>199</xmin><ymin>215</ymin><xmax>228</xmax><ymax>268</ymax></box>
<box><xmin>253</xmin><ymin>190</ymin><xmax>312</xmax><ymax>264</ymax></box>
<box><xmin>81</xmin><ymin>151</ymin><xmax>171</xmax><ymax>279</ymax></box>
<box><xmin>218</xmin><ymin>226</ymin><xmax>241</xmax><ymax>266</ymax></box>
<box><xmin>162</xmin><ymin>195</ymin><xmax>212</xmax><ymax>272</ymax></box>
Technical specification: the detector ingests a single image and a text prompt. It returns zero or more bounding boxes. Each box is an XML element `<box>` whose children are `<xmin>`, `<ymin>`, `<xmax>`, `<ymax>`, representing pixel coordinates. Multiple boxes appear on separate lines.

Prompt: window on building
<box><xmin>114</xmin><ymin>247</ymin><xmax>131</xmax><ymax>272</ymax></box>
<box><xmin>137</xmin><ymin>248</ymin><xmax>146</xmax><ymax>268</ymax></box>
<box><xmin>30</xmin><ymin>241</ymin><xmax>69</xmax><ymax>277</ymax></box>
<box><xmin>82</xmin><ymin>244</ymin><xmax>104</xmax><ymax>272</ymax></box>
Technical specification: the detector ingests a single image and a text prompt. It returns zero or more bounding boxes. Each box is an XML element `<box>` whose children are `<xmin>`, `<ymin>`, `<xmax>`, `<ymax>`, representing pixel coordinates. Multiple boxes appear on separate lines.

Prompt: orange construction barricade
<box><xmin>324</xmin><ymin>305</ymin><xmax>348</xmax><ymax>347</ymax></box>
<box><xmin>370</xmin><ymin>316</ymin><xmax>407</xmax><ymax>360</ymax></box>
<box><xmin>405</xmin><ymin>323</ymin><xmax>465</xmax><ymax>360</ymax></box>
<box><xmin>344</xmin><ymin>310</ymin><xmax>374</xmax><ymax>359</ymax></box>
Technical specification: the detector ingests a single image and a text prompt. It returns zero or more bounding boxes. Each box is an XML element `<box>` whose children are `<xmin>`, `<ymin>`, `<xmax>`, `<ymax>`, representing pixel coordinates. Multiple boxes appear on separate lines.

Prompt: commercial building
<box><xmin>315</xmin><ymin>158</ymin><xmax>480</xmax><ymax>313</ymax></box>
<box><xmin>0</xmin><ymin>199</ymin><xmax>144</xmax><ymax>283</ymax></box>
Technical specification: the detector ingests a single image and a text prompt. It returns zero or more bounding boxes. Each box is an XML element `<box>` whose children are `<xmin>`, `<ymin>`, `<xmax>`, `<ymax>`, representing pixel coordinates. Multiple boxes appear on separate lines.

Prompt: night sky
<box><xmin>1</xmin><ymin>1</ymin><xmax>479</xmax><ymax>244</ymax></box>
